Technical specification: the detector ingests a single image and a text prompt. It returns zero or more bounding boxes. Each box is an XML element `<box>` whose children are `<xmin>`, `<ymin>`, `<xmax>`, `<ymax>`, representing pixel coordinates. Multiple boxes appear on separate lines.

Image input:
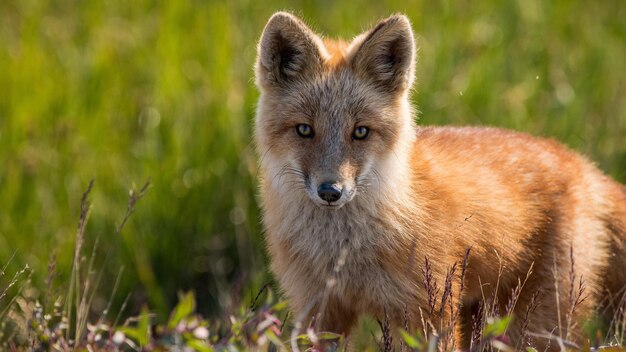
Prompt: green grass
<box><xmin>0</xmin><ymin>0</ymin><xmax>625</xmax><ymax>348</ymax></box>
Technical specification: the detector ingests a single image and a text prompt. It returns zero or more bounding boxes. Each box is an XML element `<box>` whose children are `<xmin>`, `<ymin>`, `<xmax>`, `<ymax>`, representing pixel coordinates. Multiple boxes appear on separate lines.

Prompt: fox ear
<box><xmin>351</xmin><ymin>15</ymin><xmax>416</xmax><ymax>92</ymax></box>
<box><xmin>256</xmin><ymin>12</ymin><xmax>326</xmax><ymax>89</ymax></box>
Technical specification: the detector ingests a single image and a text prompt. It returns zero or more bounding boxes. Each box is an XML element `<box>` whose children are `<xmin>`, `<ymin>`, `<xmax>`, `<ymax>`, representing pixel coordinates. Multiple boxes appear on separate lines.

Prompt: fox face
<box><xmin>255</xmin><ymin>13</ymin><xmax>417</xmax><ymax>209</ymax></box>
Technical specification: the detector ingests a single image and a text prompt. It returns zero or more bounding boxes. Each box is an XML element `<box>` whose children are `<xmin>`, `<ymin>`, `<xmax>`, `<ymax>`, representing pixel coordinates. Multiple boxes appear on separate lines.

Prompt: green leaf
<box><xmin>399</xmin><ymin>329</ymin><xmax>423</xmax><ymax>349</ymax></box>
<box><xmin>483</xmin><ymin>316</ymin><xmax>512</xmax><ymax>337</ymax></box>
<box><xmin>168</xmin><ymin>291</ymin><xmax>196</xmax><ymax>330</ymax></box>
<box><xmin>264</xmin><ymin>330</ymin><xmax>286</xmax><ymax>349</ymax></box>
<box><xmin>186</xmin><ymin>339</ymin><xmax>214</xmax><ymax>352</ymax></box>
<box><xmin>117</xmin><ymin>326</ymin><xmax>140</xmax><ymax>343</ymax></box>
<box><xmin>137</xmin><ymin>306</ymin><xmax>151</xmax><ymax>346</ymax></box>
<box><xmin>117</xmin><ymin>306</ymin><xmax>151</xmax><ymax>347</ymax></box>
<box><xmin>271</xmin><ymin>300</ymin><xmax>288</xmax><ymax>312</ymax></box>
<box><xmin>316</xmin><ymin>332</ymin><xmax>342</xmax><ymax>340</ymax></box>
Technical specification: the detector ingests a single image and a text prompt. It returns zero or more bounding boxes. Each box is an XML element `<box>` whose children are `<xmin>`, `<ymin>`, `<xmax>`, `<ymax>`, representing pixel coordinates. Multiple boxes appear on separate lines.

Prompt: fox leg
<box><xmin>290</xmin><ymin>295</ymin><xmax>357</xmax><ymax>338</ymax></box>
<box><xmin>315</xmin><ymin>297</ymin><xmax>358</xmax><ymax>336</ymax></box>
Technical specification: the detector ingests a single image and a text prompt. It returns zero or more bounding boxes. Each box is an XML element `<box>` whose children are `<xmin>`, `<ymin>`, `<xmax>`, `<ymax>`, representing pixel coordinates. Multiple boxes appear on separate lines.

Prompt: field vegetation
<box><xmin>1</xmin><ymin>0</ymin><xmax>625</xmax><ymax>350</ymax></box>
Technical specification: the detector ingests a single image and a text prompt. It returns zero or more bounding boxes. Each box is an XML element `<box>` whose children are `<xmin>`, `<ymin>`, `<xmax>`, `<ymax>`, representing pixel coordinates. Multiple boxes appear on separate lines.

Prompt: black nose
<box><xmin>317</xmin><ymin>183</ymin><xmax>342</xmax><ymax>203</ymax></box>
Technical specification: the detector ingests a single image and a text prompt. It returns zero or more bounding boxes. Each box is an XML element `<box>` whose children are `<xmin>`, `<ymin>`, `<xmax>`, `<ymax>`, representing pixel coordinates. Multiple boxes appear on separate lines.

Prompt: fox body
<box><xmin>254</xmin><ymin>12</ymin><xmax>626</xmax><ymax>348</ymax></box>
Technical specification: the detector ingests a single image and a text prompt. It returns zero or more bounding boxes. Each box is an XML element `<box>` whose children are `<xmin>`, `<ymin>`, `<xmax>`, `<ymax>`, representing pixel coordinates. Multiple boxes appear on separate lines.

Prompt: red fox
<box><xmin>254</xmin><ymin>12</ymin><xmax>626</xmax><ymax>349</ymax></box>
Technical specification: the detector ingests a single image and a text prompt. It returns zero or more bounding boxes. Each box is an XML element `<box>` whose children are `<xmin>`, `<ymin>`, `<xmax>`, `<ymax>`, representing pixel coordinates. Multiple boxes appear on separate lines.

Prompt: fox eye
<box><xmin>352</xmin><ymin>126</ymin><xmax>369</xmax><ymax>140</ymax></box>
<box><xmin>296</xmin><ymin>124</ymin><xmax>314</xmax><ymax>138</ymax></box>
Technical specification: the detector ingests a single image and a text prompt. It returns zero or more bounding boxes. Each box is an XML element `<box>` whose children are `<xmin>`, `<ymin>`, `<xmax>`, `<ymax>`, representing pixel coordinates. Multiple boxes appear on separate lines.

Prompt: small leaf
<box><xmin>316</xmin><ymin>332</ymin><xmax>342</xmax><ymax>340</ymax></box>
<box><xmin>186</xmin><ymin>339</ymin><xmax>214</xmax><ymax>352</ymax></box>
<box><xmin>168</xmin><ymin>291</ymin><xmax>196</xmax><ymax>330</ymax></box>
<box><xmin>271</xmin><ymin>300</ymin><xmax>288</xmax><ymax>312</ymax></box>
<box><xmin>264</xmin><ymin>329</ymin><xmax>286</xmax><ymax>349</ymax></box>
<box><xmin>483</xmin><ymin>316</ymin><xmax>512</xmax><ymax>337</ymax></box>
<box><xmin>116</xmin><ymin>308</ymin><xmax>151</xmax><ymax>346</ymax></box>
<box><xmin>117</xmin><ymin>326</ymin><xmax>141</xmax><ymax>345</ymax></box>
<box><xmin>399</xmin><ymin>329</ymin><xmax>423</xmax><ymax>349</ymax></box>
<box><xmin>137</xmin><ymin>306</ymin><xmax>151</xmax><ymax>346</ymax></box>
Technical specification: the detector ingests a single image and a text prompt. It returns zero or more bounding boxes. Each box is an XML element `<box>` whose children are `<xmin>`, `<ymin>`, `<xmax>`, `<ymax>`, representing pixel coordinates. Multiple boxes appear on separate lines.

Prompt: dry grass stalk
<box><xmin>423</xmin><ymin>256</ymin><xmax>440</xmax><ymax>320</ymax></box>
<box><xmin>439</xmin><ymin>262</ymin><xmax>457</xmax><ymax>351</ymax></box>
<box><xmin>0</xmin><ymin>251</ymin><xmax>18</xmax><ymax>302</ymax></box>
<box><xmin>65</xmin><ymin>178</ymin><xmax>93</xmax><ymax>343</ymax></box>
<box><xmin>470</xmin><ymin>300</ymin><xmax>484</xmax><ymax>351</ymax></box>
<box><xmin>565</xmin><ymin>244</ymin><xmax>586</xmax><ymax>341</ymax></box>
<box><xmin>116</xmin><ymin>180</ymin><xmax>151</xmax><ymax>235</ymax></box>
<box><xmin>417</xmin><ymin>248</ymin><xmax>471</xmax><ymax>351</ymax></box>
<box><xmin>551</xmin><ymin>252</ymin><xmax>563</xmax><ymax>339</ymax></box>
<box><xmin>45</xmin><ymin>253</ymin><xmax>57</xmax><ymax>312</ymax></box>
<box><xmin>63</xmin><ymin>179</ymin><xmax>150</xmax><ymax>345</ymax></box>
<box><xmin>377</xmin><ymin>310</ymin><xmax>393</xmax><ymax>352</ymax></box>
<box><xmin>501</xmin><ymin>261</ymin><xmax>534</xmax><ymax>343</ymax></box>
<box><xmin>439</xmin><ymin>262</ymin><xmax>457</xmax><ymax>322</ymax></box>
<box><xmin>518</xmin><ymin>288</ymin><xmax>542</xmax><ymax>350</ymax></box>
<box><xmin>401</xmin><ymin>305</ymin><xmax>410</xmax><ymax>352</ymax></box>
<box><xmin>0</xmin><ymin>264</ymin><xmax>32</xmax><ymax>321</ymax></box>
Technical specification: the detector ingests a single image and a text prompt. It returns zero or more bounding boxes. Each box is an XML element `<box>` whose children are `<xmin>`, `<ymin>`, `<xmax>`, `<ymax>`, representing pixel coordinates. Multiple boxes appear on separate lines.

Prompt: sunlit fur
<box><xmin>254</xmin><ymin>12</ymin><xmax>626</xmax><ymax>349</ymax></box>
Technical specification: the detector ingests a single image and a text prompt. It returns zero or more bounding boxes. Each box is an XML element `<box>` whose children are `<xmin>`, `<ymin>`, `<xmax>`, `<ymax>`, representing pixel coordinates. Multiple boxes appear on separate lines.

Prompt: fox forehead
<box><xmin>263</xmin><ymin>36</ymin><xmax>381</xmax><ymax>121</ymax></box>
<box><xmin>278</xmin><ymin>70</ymin><xmax>373</xmax><ymax>122</ymax></box>
<box><xmin>259</xmin><ymin>59</ymin><xmax>404</xmax><ymax>146</ymax></box>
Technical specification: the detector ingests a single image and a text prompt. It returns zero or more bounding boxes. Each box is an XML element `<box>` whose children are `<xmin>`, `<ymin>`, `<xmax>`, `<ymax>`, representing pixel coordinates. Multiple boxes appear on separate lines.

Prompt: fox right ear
<box><xmin>351</xmin><ymin>15</ymin><xmax>416</xmax><ymax>93</ymax></box>
<box><xmin>256</xmin><ymin>12</ymin><xmax>326</xmax><ymax>89</ymax></box>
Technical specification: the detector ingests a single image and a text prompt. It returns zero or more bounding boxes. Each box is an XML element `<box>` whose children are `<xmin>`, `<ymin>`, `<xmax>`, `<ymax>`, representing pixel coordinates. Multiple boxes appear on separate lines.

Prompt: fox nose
<box><xmin>317</xmin><ymin>183</ymin><xmax>342</xmax><ymax>203</ymax></box>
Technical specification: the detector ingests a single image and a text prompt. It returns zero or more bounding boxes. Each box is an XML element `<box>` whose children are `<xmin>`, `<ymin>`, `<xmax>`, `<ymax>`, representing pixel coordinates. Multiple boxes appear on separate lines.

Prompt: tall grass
<box><xmin>0</xmin><ymin>0</ymin><xmax>624</xmax><ymax>332</ymax></box>
<box><xmin>0</xmin><ymin>182</ymin><xmax>624</xmax><ymax>350</ymax></box>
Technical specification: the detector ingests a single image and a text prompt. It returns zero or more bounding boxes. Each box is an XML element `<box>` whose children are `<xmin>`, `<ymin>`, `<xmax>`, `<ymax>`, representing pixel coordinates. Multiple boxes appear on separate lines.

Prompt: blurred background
<box><xmin>1</xmin><ymin>0</ymin><xmax>624</xmax><ymax>321</ymax></box>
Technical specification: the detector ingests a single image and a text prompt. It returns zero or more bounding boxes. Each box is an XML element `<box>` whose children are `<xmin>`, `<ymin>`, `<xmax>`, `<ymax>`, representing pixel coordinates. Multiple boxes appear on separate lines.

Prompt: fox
<box><xmin>254</xmin><ymin>12</ymin><xmax>626</xmax><ymax>349</ymax></box>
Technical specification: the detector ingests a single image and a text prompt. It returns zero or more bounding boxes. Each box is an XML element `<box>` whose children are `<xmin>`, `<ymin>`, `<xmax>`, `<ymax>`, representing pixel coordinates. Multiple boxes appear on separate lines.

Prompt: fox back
<box><xmin>254</xmin><ymin>12</ymin><xmax>626</xmax><ymax>350</ymax></box>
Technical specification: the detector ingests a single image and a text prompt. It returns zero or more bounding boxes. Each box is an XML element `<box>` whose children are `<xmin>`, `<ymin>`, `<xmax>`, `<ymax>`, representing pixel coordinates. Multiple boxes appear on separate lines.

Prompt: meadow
<box><xmin>0</xmin><ymin>0</ymin><xmax>625</xmax><ymax>350</ymax></box>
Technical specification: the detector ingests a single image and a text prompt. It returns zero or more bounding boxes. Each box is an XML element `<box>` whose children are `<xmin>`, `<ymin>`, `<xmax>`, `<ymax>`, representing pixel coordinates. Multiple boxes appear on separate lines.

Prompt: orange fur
<box><xmin>254</xmin><ymin>12</ymin><xmax>626</xmax><ymax>350</ymax></box>
<box><xmin>322</xmin><ymin>39</ymin><xmax>349</xmax><ymax>67</ymax></box>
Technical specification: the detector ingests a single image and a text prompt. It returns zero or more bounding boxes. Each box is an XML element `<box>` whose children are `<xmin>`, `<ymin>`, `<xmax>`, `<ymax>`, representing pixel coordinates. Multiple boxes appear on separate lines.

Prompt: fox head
<box><xmin>255</xmin><ymin>12</ymin><xmax>417</xmax><ymax>209</ymax></box>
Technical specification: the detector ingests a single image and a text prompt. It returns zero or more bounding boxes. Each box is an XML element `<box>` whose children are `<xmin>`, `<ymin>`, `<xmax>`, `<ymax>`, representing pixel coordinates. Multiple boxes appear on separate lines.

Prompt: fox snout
<box><xmin>317</xmin><ymin>182</ymin><xmax>342</xmax><ymax>203</ymax></box>
<box><xmin>311</xmin><ymin>179</ymin><xmax>351</xmax><ymax>208</ymax></box>
<box><xmin>306</xmin><ymin>170</ymin><xmax>358</xmax><ymax>208</ymax></box>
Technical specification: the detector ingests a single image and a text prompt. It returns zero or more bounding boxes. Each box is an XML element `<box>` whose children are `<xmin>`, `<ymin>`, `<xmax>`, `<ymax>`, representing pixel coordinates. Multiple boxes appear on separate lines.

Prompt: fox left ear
<box><xmin>351</xmin><ymin>15</ymin><xmax>416</xmax><ymax>93</ymax></box>
<box><xmin>256</xmin><ymin>12</ymin><xmax>327</xmax><ymax>90</ymax></box>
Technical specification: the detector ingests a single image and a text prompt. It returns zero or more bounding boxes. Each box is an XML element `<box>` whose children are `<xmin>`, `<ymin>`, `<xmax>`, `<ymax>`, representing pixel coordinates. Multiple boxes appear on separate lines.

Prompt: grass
<box><xmin>0</xmin><ymin>0</ymin><xmax>625</xmax><ymax>350</ymax></box>
<box><xmin>1</xmin><ymin>183</ymin><xmax>624</xmax><ymax>350</ymax></box>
